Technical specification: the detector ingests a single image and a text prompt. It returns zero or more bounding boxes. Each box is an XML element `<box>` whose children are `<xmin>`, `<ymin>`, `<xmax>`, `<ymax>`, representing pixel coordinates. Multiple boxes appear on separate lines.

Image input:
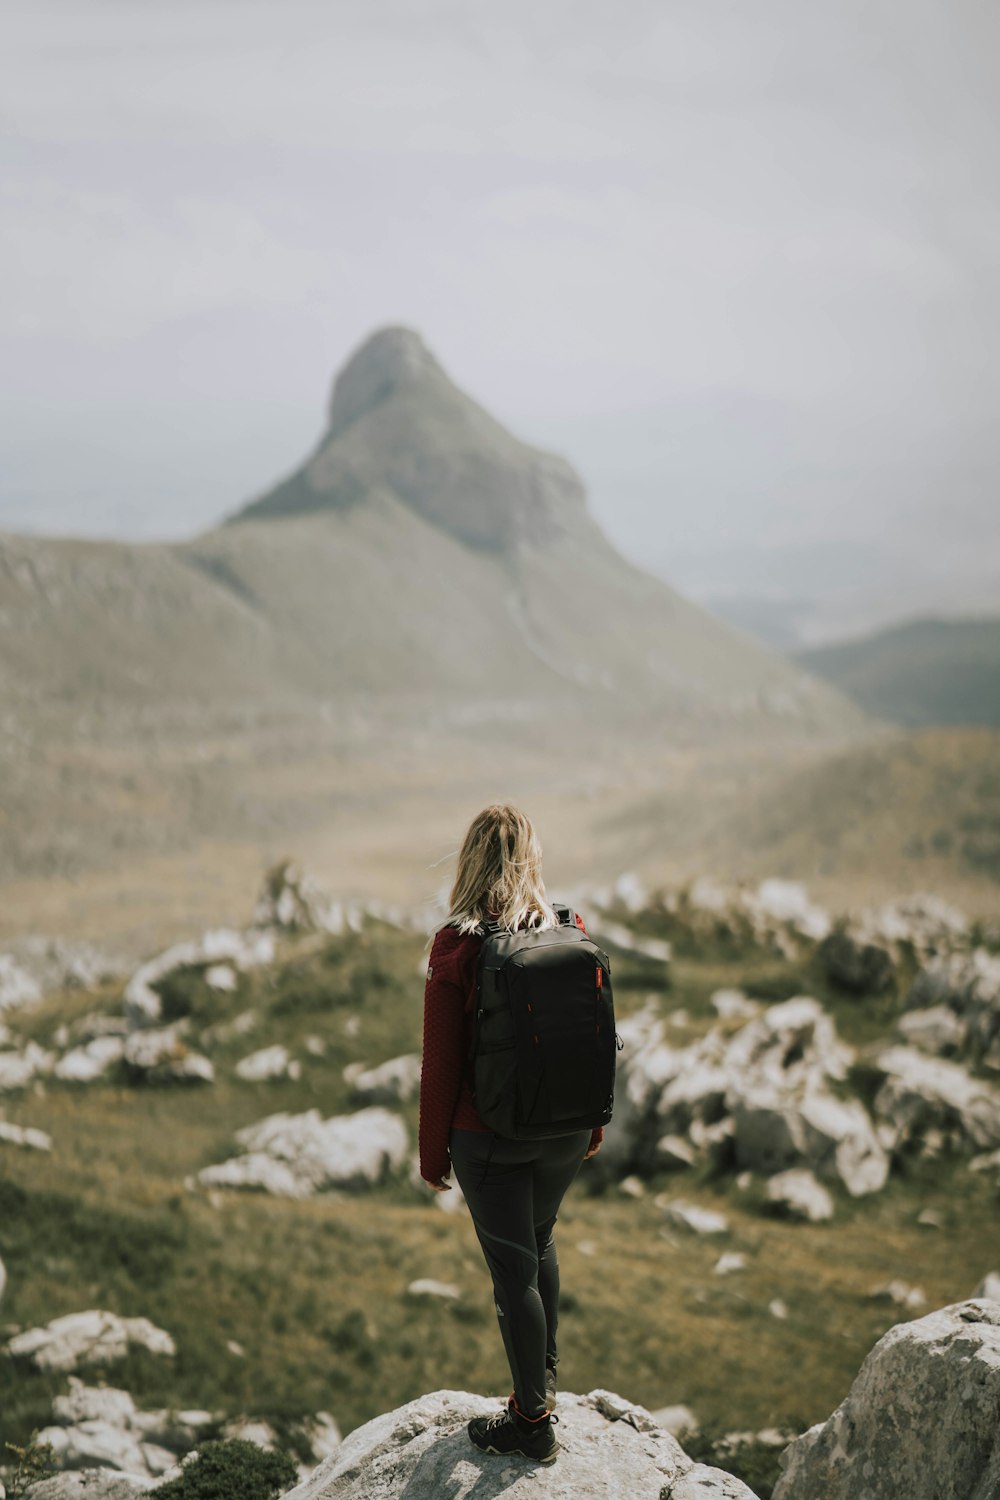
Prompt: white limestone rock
<box><xmin>122</xmin><ymin>1024</ymin><xmax>214</xmax><ymax>1086</ymax></box>
<box><xmin>0</xmin><ymin>1118</ymin><xmax>52</xmax><ymax>1150</ymax></box>
<box><xmin>973</xmin><ymin>1272</ymin><xmax>1000</xmax><ymax>1300</ymax></box>
<box><xmin>55</xmin><ymin>1036</ymin><xmax>126</xmax><ymax>1083</ymax></box>
<box><xmin>773</xmin><ymin>1299</ymin><xmax>1000</xmax><ymax>1500</ymax></box>
<box><xmin>21</xmin><ymin>1472</ymin><xmax>155</xmax><ymax>1499</ymax></box>
<box><xmin>895</xmin><ymin>1005</ymin><xmax>967</xmax><ymax>1056</ymax></box>
<box><xmin>4</xmin><ymin>1311</ymin><xmax>176</xmax><ymax>1372</ymax></box>
<box><xmin>765</xmin><ymin>1168</ymin><xmax>834</xmax><ymax>1222</ymax></box>
<box><xmin>406</xmin><ymin>1279</ymin><xmax>460</xmax><ymax>1300</ymax></box>
<box><xmin>906</xmin><ymin>948</ymin><xmax>1000</xmax><ymax>1060</ymax></box>
<box><xmin>659</xmin><ymin>1199</ymin><xmax>730</xmax><ymax>1235</ymax></box>
<box><xmin>730</xmin><ymin>1086</ymin><xmax>888</xmax><ymax>1196</ymax></box>
<box><xmin>198</xmin><ymin>1106</ymin><xmax>408</xmax><ymax>1197</ymax></box>
<box><xmin>235</xmin><ymin>1044</ymin><xmax>300</xmax><ymax>1082</ymax></box>
<box><xmin>0</xmin><ymin>953</ymin><xmax>43</xmax><ymax>1013</ymax></box>
<box><xmin>0</xmin><ymin>1041</ymin><xmax>56</xmax><ymax>1092</ymax></box>
<box><xmin>873</xmin><ymin>1045</ymin><xmax>1000</xmax><ymax>1150</ymax></box>
<box><xmin>869</xmin><ymin>1278</ymin><xmax>927</xmax><ymax>1310</ymax></box>
<box><xmin>710</xmin><ymin>990</ymin><xmax>759</xmax><ymax>1021</ymax></box>
<box><xmin>275</xmin><ymin>1388</ymin><xmax>757</xmax><ymax>1500</ymax></box>
<box><xmin>346</xmin><ymin>1054</ymin><xmax>421</xmax><ymax>1105</ymax></box>
<box><xmin>123</xmin><ymin>928</ymin><xmax>275</xmax><ymax>1028</ymax></box>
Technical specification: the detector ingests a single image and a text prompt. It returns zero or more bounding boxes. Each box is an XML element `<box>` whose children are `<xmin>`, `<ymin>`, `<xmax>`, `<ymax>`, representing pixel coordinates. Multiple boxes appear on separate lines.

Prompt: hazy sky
<box><xmin>3</xmin><ymin>0</ymin><xmax>998</xmax><ymax>644</ymax></box>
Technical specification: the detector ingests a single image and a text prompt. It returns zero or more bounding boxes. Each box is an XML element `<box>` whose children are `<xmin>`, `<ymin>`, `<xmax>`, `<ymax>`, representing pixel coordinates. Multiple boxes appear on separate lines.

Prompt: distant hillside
<box><xmin>0</xmin><ymin>326</ymin><xmax>865</xmax><ymax>743</ymax></box>
<box><xmin>796</xmin><ymin>617</ymin><xmax>1000</xmax><ymax>728</ymax></box>
<box><xmin>609</xmin><ymin>725</ymin><xmax>1000</xmax><ymax>905</ymax></box>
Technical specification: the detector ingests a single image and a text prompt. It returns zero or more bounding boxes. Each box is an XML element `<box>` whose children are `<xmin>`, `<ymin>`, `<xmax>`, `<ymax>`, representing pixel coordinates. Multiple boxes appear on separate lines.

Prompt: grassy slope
<box><xmin>1</xmin><ymin>922</ymin><xmax>996</xmax><ymax>1470</ymax></box>
<box><xmin>796</xmin><ymin>617</ymin><xmax>1000</xmax><ymax>728</ymax></box>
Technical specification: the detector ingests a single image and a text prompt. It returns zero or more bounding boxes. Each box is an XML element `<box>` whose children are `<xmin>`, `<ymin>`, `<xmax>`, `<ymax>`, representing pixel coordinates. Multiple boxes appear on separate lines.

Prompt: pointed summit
<box><xmin>230</xmin><ymin>327</ymin><xmax>586</xmax><ymax>549</ymax></box>
<box><xmin>326</xmin><ymin>326</ymin><xmax>447</xmax><ymax>437</ymax></box>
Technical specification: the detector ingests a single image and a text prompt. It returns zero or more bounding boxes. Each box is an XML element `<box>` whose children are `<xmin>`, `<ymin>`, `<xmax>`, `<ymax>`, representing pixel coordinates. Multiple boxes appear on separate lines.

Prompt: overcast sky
<box><xmin>2</xmin><ymin>0</ymin><xmax>998</xmax><ymax>644</ymax></box>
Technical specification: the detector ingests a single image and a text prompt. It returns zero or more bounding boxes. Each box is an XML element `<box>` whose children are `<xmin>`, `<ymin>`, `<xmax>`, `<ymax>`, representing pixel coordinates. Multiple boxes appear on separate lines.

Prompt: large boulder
<box><xmin>196</xmin><ymin>1106</ymin><xmax>408</xmax><ymax>1197</ymax></box>
<box><xmin>22</xmin><ymin>1473</ymin><xmax>155</xmax><ymax>1500</ymax></box>
<box><xmin>729</xmin><ymin>1087</ymin><xmax>889</xmax><ymax>1196</ymax></box>
<box><xmin>872</xmin><ymin>1046</ymin><xmax>1000</xmax><ymax>1151</ymax></box>
<box><xmin>4</xmin><ymin>1311</ymin><xmax>176</xmax><ymax>1373</ymax></box>
<box><xmin>773</xmin><ymin>1299</ymin><xmax>1000</xmax><ymax>1500</ymax></box>
<box><xmin>276</xmin><ymin>1388</ymin><xmax>757</xmax><ymax>1499</ymax></box>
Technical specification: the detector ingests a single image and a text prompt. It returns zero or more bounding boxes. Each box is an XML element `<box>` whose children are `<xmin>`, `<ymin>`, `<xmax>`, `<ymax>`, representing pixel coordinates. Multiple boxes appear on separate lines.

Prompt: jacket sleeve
<box><xmin>574</xmin><ymin>911</ymin><xmax>604</xmax><ymax>1153</ymax></box>
<box><xmin>418</xmin><ymin>929</ymin><xmax>468</xmax><ymax>1183</ymax></box>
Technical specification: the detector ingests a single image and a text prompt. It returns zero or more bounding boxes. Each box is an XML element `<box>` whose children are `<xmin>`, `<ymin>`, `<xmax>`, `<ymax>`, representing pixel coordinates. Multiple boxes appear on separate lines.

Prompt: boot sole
<box><xmin>478</xmin><ymin>1441</ymin><xmax>558</xmax><ymax>1465</ymax></box>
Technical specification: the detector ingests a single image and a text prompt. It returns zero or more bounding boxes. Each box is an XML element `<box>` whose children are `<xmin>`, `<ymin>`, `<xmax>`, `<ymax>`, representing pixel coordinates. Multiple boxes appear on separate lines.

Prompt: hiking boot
<box><xmin>544</xmin><ymin>1365</ymin><xmax>558</xmax><ymax>1413</ymax></box>
<box><xmin>468</xmin><ymin>1400</ymin><xmax>559</xmax><ymax>1464</ymax></box>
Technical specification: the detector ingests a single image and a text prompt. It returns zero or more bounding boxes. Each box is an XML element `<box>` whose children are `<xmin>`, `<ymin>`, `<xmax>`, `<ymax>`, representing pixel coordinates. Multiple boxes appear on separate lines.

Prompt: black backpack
<box><xmin>468</xmin><ymin>903</ymin><xmax>618</xmax><ymax>1140</ymax></box>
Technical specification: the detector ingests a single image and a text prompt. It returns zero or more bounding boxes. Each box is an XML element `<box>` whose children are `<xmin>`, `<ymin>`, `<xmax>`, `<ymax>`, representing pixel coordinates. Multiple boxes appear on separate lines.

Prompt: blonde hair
<box><xmin>448</xmin><ymin>804</ymin><xmax>557</xmax><ymax>935</ymax></box>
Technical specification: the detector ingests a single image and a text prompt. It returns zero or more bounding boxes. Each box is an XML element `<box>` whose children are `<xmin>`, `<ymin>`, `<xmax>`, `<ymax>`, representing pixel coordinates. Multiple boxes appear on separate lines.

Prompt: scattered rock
<box><xmin>714</xmin><ymin>1253</ymin><xmax>747</xmax><ymax>1276</ymax></box>
<box><xmin>204</xmin><ymin>964</ymin><xmax>237</xmax><ymax>992</ymax></box>
<box><xmin>122</xmin><ymin>1025</ymin><xmax>214</xmax><ymax>1086</ymax></box>
<box><xmin>710</xmin><ymin>990</ymin><xmax>759</xmax><ymax>1021</ymax></box>
<box><xmin>197</xmin><ymin>1106</ymin><xmax>408</xmax><ymax>1197</ymax></box>
<box><xmin>4</xmin><ymin>1311</ymin><xmax>176</xmax><ymax>1372</ymax></box>
<box><xmin>765</xmin><ymin>1169</ymin><xmax>834</xmax><ymax>1222</ymax></box>
<box><xmin>346</xmin><ymin>1054</ymin><xmax>420</xmax><ymax>1105</ymax></box>
<box><xmin>0</xmin><ymin>1118</ymin><xmax>52</xmax><ymax>1150</ymax></box>
<box><xmin>0</xmin><ymin>953</ymin><xmax>43</xmax><ymax>1013</ymax></box>
<box><xmin>619</xmin><ymin>1175</ymin><xmax>645</xmax><ymax>1198</ymax></box>
<box><xmin>917</xmin><ymin>1208</ymin><xmax>943</xmax><ymax>1228</ymax></box>
<box><xmin>773</xmin><ymin>1299</ymin><xmax>1000</xmax><ymax>1500</ymax></box>
<box><xmin>659</xmin><ymin>1199</ymin><xmax>730</xmax><ymax>1236</ymax></box>
<box><xmin>235</xmin><ymin>1045</ymin><xmax>301</xmax><ymax>1082</ymax></box>
<box><xmin>895</xmin><ymin>1005</ymin><xmax>966</xmax><ymax>1056</ymax></box>
<box><xmin>656</xmin><ymin>1134</ymin><xmax>697</xmax><ymax>1169</ymax></box>
<box><xmin>219</xmin><ymin>1418</ymin><xmax>279</xmax><ymax>1450</ymax></box>
<box><xmin>406</xmin><ymin>1280</ymin><xmax>460</xmax><ymax>1301</ymax></box>
<box><xmin>0</xmin><ymin>1041</ymin><xmax>56</xmax><ymax>1092</ymax></box>
<box><xmin>274</xmin><ymin>1388</ymin><xmax>758</xmax><ymax>1500</ymax></box>
<box><xmin>650</xmin><ymin>1404</ymin><xmax>700</xmax><ymax>1438</ymax></box>
<box><xmin>731</xmin><ymin>1087</ymin><xmax>888</xmax><ymax>1196</ymax></box>
<box><xmin>869</xmin><ymin>1279</ymin><xmax>927</xmax><ymax>1310</ymax></box>
<box><xmin>972</xmin><ymin>1272</ymin><xmax>1000</xmax><ymax>1300</ymax></box>
<box><xmin>768</xmin><ymin>1298</ymin><xmax>789</xmax><ymax>1320</ymax></box>
<box><xmin>54</xmin><ymin>1036</ymin><xmax>126</xmax><ymax>1083</ymax></box>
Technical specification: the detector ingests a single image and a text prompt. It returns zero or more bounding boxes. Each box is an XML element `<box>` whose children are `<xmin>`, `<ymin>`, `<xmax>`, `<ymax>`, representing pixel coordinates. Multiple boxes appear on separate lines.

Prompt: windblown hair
<box><xmin>448</xmin><ymin>804</ymin><xmax>557</xmax><ymax>936</ymax></box>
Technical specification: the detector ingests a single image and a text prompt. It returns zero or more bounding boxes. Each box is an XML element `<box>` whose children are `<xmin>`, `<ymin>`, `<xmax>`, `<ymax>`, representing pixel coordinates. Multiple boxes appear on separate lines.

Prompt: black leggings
<box><xmin>449</xmin><ymin>1126</ymin><xmax>591</xmax><ymax>1419</ymax></box>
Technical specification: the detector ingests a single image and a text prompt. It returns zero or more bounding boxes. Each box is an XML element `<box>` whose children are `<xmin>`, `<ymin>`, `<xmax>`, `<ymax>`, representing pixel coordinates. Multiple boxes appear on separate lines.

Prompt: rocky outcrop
<box><xmin>604</xmin><ymin>995</ymin><xmax>888</xmax><ymax>1198</ymax></box>
<box><xmin>4</xmin><ymin>1311</ymin><xmax>176</xmax><ymax>1373</ymax></box>
<box><xmin>252</xmin><ymin>860</ymin><xmax>347</xmax><ymax>936</ymax></box>
<box><xmin>872</xmin><ymin>1046</ymin><xmax>1000</xmax><ymax>1151</ymax></box>
<box><xmin>235</xmin><ymin>1044</ymin><xmax>301</xmax><ymax>1082</ymax></box>
<box><xmin>905</xmin><ymin>948</ymin><xmax>1000</xmax><ymax>1067</ymax></box>
<box><xmin>122</xmin><ymin>1024</ymin><xmax>214</xmax><ymax>1086</ymax></box>
<box><xmin>122</xmin><ymin>929</ymin><xmax>275</xmax><ymax>1029</ymax></box>
<box><xmin>816</xmin><ymin>924</ymin><xmax>895</xmax><ymax>994</ymax></box>
<box><xmin>773</xmin><ymin>1300</ymin><xmax>1000</xmax><ymax>1500</ymax></box>
<box><xmin>195</xmin><ymin>1106</ymin><xmax>408</xmax><ymax>1198</ymax></box>
<box><xmin>277</xmin><ymin>1388</ymin><xmax>757</xmax><ymax>1499</ymax></box>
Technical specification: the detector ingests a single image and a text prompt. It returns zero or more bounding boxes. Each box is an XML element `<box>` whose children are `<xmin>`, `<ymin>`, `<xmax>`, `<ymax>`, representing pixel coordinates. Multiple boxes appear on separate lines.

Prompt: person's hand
<box><xmin>424</xmin><ymin>1175</ymin><xmax>452</xmax><ymax>1192</ymax></box>
<box><xmin>584</xmin><ymin>1142</ymin><xmax>601</xmax><ymax>1160</ymax></box>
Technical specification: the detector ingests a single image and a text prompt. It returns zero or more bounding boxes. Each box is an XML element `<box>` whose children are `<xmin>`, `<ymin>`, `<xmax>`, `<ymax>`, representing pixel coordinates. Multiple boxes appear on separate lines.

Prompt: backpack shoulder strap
<box><xmin>551</xmin><ymin>902</ymin><xmax>576</xmax><ymax>927</ymax></box>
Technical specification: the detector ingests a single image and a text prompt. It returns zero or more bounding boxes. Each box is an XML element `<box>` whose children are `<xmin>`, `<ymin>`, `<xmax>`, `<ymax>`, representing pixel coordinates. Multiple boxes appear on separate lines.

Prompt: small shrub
<box><xmin>153</xmin><ymin>1439</ymin><xmax>298</xmax><ymax>1500</ymax></box>
<box><xmin>3</xmin><ymin>1431</ymin><xmax>57</xmax><ymax>1498</ymax></box>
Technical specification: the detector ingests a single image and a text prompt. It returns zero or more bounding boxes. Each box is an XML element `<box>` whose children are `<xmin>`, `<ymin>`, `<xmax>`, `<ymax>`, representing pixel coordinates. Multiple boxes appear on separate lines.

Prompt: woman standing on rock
<box><xmin>419</xmin><ymin>803</ymin><xmax>607</xmax><ymax>1466</ymax></box>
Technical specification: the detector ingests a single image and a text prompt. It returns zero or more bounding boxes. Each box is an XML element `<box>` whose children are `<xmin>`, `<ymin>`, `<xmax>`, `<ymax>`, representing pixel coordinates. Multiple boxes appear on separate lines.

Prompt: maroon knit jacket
<box><xmin>418</xmin><ymin>910</ymin><xmax>605</xmax><ymax>1183</ymax></box>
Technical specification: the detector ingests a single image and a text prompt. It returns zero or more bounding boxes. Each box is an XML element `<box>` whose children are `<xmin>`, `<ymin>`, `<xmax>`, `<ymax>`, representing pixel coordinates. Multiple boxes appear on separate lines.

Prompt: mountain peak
<box><xmin>230</xmin><ymin>326</ymin><xmax>588</xmax><ymax>548</ymax></box>
<box><xmin>327</xmin><ymin>327</ymin><xmax>446</xmax><ymax>437</ymax></box>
